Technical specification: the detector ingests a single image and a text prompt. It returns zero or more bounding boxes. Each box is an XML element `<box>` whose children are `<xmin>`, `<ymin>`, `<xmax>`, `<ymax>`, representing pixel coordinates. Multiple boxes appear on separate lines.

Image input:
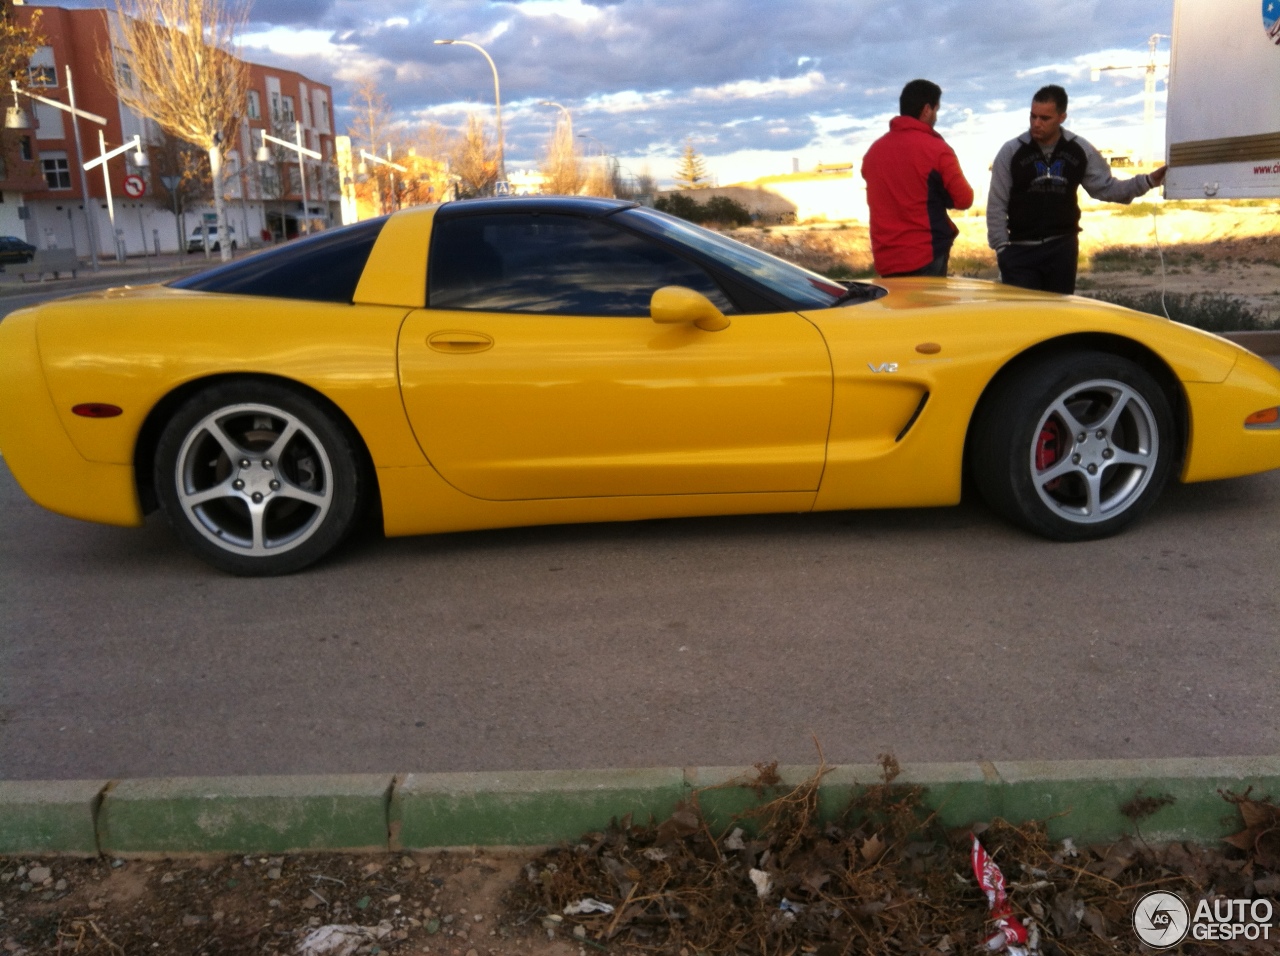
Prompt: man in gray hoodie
<box><xmin>987</xmin><ymin>84</ymin><xmax>1166</xmax><ymax>294</ymax></box>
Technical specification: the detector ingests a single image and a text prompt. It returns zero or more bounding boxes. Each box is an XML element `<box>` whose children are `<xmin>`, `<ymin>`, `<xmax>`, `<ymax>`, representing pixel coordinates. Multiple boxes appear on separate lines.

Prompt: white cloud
<box><xmin>688</xmin><ymin>72</ymin><xmax>834</xmax><ymax>103</ymax></box>
<box><xmin>239</xmin><ymin>27</ymin><xmax>344</xmax><ymax>59</ymax></box>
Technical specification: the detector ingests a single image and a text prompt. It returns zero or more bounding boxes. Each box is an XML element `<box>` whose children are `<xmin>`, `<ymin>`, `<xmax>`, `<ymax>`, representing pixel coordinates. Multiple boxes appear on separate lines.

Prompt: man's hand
<box><xmin>1148</xmin><ymin>165</ymin><xmax>1168</xmax><ymax>187</ymax></box>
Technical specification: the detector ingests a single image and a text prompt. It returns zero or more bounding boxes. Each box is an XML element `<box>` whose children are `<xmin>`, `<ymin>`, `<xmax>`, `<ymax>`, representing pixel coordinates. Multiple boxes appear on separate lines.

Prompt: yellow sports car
<box><xmin>2</xmin><ymin>197</ymin><xmax>1278</xmax><ymax>575</ymax></box>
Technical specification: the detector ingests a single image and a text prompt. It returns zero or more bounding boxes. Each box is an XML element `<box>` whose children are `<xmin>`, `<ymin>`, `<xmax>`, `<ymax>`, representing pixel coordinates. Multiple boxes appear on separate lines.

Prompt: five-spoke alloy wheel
<box><xmin>972</xmin><ymin>351</ymin><xmax>1176</xmax><ymax>540</ymax></box>
<box><xmin>155</xmin><ymin>381</ymin><xmax>364</xmax><ymax>575</ymax></box>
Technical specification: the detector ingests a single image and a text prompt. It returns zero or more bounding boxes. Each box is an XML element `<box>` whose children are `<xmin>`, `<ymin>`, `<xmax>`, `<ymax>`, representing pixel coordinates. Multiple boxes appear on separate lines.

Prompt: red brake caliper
<box><xmin>1035</xmin><ymin>419</ymin><xmax>1063</xmax><ymax>489</ymax></box>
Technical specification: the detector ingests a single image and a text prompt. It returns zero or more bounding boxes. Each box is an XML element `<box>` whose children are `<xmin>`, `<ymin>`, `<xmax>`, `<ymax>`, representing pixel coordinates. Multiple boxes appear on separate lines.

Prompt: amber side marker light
<box><xmin>1244</xmin><ymin>407</ymin><xmax>1279</xmax><ymax>428</ymax></box>
<box><xmin>72</xmin><ymin>403</ymin><xmax>123</xmax><ymax>418</ymax></box>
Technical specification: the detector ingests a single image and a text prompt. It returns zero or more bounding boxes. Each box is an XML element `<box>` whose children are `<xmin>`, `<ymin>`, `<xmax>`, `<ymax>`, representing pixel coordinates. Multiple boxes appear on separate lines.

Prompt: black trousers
<box><xmin>882</xmin><ymin>251</ymin><xmax>949</xmax><ymax>278</ymax></box>
<box><xmin>997</xmin><ymin>236</ymin><xmax>1079</xmax><ymax>294</ymax></box>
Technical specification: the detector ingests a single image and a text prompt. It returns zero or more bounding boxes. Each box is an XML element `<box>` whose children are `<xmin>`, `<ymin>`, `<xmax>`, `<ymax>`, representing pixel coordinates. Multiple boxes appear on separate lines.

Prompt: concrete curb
<box><xmin>1223</xmin><ymin>329</ymin><xmax>1280</xmax><ymax>356</ymax></box>
<box><xmin>2</xmin><ymin>758</ymin><xmax>1276</xmax><ymax>858</ymax></box>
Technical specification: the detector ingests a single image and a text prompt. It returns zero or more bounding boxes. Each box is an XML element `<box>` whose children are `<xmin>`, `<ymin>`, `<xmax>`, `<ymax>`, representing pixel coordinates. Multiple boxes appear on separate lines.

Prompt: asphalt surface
<box><xmin>1</xmin><ymin>269</ymin><xmax>1278</xmax><ymax>783</ymax></box>
<box><xmin>3</xmin><ymin>452</ymin><xmax>1278</xmax><ymax>781</ymax></box>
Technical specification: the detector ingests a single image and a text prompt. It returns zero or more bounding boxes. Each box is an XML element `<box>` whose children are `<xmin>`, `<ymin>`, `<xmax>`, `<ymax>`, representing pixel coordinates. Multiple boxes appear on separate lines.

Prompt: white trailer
<box><xmin>1164</xmin><ymin>0</ymin><xmax>1280</xmax><ymax>199</ymax></box>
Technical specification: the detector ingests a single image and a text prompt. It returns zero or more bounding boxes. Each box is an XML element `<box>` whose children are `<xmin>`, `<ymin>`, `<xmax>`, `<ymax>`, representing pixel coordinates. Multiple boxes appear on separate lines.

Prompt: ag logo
<box><xmin>1133</xmin><ymin>891</ymin><xmax>1190</xmax><ymax>948</ymax></box>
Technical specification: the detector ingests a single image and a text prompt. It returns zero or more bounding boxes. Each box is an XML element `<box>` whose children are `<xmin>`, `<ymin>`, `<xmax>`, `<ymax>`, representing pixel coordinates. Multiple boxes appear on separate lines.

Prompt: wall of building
<box><xmin>9</xmin><ymin>4</ymin><xmax>339</xmax><ymax>255</ymax></box>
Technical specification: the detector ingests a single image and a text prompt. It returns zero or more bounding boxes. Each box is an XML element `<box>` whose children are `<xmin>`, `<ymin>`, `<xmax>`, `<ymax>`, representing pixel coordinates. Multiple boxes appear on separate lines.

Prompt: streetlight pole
<box><xmin>83</xmin><ymin>132</ymin><xmax>148</xmax><ymax>262</ymax></box>
<box><xmin>257</xmin><ymin>126</ymin><xmax>320</xmax><ymax>238</ymax></box>
<box><xmin>538</xmin><ymin>100</ymin><xmax>572</xmax><ymax>139</ymax></box>
<box><xmin>7</xmin><ymin>68</ymin><xmax>107</xmax><ymax>271</ymax></box>
<box><xmin>358</xmin><ymin>148</ymin><xmax>407</xmax><ymax>215</ymax></box>
<box><xmin>435</xmin><ymin>39</ymin><xmax>505</xmax><ymax>188</ymax></box>
<box><xmin>579</xmin><ymin>132</ymin><xmax>617</xmax><ymax>197</ymax></box>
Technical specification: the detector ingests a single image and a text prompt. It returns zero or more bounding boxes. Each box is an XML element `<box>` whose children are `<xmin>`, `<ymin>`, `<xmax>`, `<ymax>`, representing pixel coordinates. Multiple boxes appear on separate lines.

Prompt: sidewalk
<box><xmin>0</xmin><ymin>249</ymin><xmax>240</xmax><ymax>298</ymax></box>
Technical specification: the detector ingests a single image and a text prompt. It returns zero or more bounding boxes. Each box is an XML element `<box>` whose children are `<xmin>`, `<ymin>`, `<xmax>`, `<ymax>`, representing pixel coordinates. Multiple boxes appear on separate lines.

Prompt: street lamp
<box><xmin>358</xmin><ymin>148</ymin><xmax>407</xmax><ymax>215</ymax></box>
<box><xmin>578</xmin><ymin>132</ymin><xmax>618</xmax><ymax>197</ymax></box>
<box><xmin>257</xmin><ymin>121</ymin><xmax>320</xmax><ymax>236</ymax></box>
<box><xmin>6</xmin><ymin>67</ymin><xmax>107</xmax><ymax>271</ymax></box>
<box><xmin>435</xmin><ymin>38</ymin><xmax>506</xmax><ymax>188</ymax></box>
<box><xmin>538</xmin><ymin>100</ymin><xmax>572</xmax><ymax>136</ymax></box>
<box><xmin>83</xmin><ymin>132</ymin><xmax>148</xmax><ymax>262</ymax></box>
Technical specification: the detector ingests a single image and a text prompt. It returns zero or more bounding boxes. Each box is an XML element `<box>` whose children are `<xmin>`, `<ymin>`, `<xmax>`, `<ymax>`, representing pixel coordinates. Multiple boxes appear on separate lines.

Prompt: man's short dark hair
<box><xmin>899</xmin><ymin>79</ymin><xmax>941</xmax><ymax>119</ymax></box>
<box><xmin>1033</xmin><ymin>84</ymin><xmax>1068</xmax><ymax>113</ymax></box>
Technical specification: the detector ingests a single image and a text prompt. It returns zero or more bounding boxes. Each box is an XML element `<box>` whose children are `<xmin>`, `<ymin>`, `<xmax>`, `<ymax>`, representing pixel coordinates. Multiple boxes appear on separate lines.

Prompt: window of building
<box><xmin>270</xmin><ymin>91</ymin><xmax>280</xmax><ymax>121</ymax></box>
<box><xmin>282</xmin><ymin>96</ymin><xmax>295</xmax><ymax>124</ymax></box>
<box><xmin>20</xmin><ymin>137</ymin><xmax>32</xmax><ymax>161</ymax></box>
<box><xmin>247</xmin><ymin>90</ymin><xmax>261</xmax><ymax>120</ymax></box>
<box><xmin>316</xmin><ymin>94</ymin><xmax>330</xmax><ymax>132</ymax></box>
<box><xmin>116</xmin><ymin>62</ymin><xmax>133</xmax><ymax>90</ymax></box>
<box><xmin>29</xmin><ymin>46</ymin><xmax>57</xmax><ymax>87</ymax></box>
<box><xmin>41</xmin><ymin>153</ymin><xmax>71</xmax><ymax>190</ymax></box>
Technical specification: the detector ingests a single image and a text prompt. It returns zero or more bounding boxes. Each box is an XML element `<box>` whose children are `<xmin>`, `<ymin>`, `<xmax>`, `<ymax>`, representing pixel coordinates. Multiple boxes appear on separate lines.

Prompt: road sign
<box><xmin>123</xmin><ymin>174</ymin><xmax>146</xmax><ymax>198</ymax></box>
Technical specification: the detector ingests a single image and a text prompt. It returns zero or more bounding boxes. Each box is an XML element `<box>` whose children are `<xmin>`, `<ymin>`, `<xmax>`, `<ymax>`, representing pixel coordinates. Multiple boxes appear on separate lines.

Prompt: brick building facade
<box><xmin>3</xmin><ymin>2</ymin><xmax>338</xmax><ymax>256</ymax></box>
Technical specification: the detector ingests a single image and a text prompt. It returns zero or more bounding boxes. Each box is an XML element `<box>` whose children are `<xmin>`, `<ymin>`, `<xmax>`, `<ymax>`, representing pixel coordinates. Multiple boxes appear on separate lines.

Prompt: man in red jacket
<box><xmin>861</xmin><ymin>79</ymin><xmax>974</xmax><ymax>277</ymax></box>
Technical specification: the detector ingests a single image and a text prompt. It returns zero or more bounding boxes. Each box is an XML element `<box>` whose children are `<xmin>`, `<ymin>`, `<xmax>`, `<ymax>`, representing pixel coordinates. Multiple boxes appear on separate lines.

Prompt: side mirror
<box><xmin>650</xmin><ymin>285</ymin><xmax>731</xmax><ymax>332</ymax></box>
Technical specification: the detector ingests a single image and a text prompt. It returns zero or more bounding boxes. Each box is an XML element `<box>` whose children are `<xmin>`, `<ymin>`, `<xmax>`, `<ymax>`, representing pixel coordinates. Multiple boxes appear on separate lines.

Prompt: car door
<box><xmin>398</xmin><ymin>210</ymin><xmax>833</xmax><ymax>501</ymax></box>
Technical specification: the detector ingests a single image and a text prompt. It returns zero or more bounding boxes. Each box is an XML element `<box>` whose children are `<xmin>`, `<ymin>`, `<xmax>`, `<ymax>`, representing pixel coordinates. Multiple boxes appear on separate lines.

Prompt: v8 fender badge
<box><xmin>867</xmin><ymin>362</ymin><xmax>899</xmax><ymax>373</ymax></box>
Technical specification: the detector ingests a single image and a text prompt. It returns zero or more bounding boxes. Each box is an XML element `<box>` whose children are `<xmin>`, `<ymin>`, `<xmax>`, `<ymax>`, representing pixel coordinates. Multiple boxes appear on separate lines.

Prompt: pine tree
<box><xmin>675</xmin><ymin>139</ymin><xmax>709</xmax><ymax>189</ymax></box>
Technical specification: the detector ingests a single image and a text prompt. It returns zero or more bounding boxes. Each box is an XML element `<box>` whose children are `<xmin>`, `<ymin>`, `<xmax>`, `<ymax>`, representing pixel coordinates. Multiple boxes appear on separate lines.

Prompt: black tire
<box><xmin>971</xmin><ymin>351</ymin><xmax>1175</xmax><ymax>541</ymax></box>
<box><xmin>154</xmin><ymin>381</ymin><xmax>365</xmax><ymax>575</ymax></box>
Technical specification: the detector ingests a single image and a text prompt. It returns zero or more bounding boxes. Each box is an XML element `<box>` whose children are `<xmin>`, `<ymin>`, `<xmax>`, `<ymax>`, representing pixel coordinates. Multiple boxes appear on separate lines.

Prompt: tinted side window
<box><xmin>171</xmin><ymin>217</ymin><xmax>387</xmax><ymax>304</ymax></box>
<box><xmin>427</xmin><ymin>213</ymin><xmax>735</xmax><ymax>316</ymax></box>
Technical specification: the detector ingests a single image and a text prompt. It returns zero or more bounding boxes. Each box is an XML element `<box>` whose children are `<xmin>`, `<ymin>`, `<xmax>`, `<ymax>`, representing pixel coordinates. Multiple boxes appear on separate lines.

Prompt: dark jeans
<box><xmin>882</xmin><ymin>252</ymin><xmax>949</xmax><ymax>278</ymax></box>
<box><xmin>997</xmin><ymin>236</ymin><xmax>1079</xmax><ymax>294</ymax></box>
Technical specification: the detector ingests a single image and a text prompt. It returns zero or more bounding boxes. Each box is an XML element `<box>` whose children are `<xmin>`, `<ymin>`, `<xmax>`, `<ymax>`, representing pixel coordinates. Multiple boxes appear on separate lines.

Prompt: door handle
<box><xmin>427</xmin><ymin>331</ymin><xmax>494</xmax><ymax>353</ymax></box>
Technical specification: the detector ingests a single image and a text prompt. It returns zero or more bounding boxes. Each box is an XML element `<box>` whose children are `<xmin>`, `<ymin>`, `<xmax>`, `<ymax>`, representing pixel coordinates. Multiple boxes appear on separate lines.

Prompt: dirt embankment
<box><xmin>727</xmin><ymin>202</ymin><xmax>1280</xmax><ymax>322</ymax></box>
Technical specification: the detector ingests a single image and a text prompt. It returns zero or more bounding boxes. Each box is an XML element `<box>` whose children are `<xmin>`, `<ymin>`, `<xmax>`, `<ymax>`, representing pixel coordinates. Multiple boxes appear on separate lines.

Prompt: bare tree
<box><xmin>451</xmin><ymin>113</ymin><xmax>496</xmax><ymax>198</ymax></box>
<box><xmin>581</xmin><ymin>154</ymin><xmax>614</xmax><ymax>198</ymax></box>
<box><xmin>346</xmin><ymin>78</ymin><xmax>401</xmax><ymax>214</ymax></box>
<box><xmin>148</xmin><ymin>128</ymin><xmax>209</xmax><ymax>250</ymax></box>
<box><xmin>0</xmin><ymin>1</ymin><xmax>44</xmax><ymax>175</ymax></box>
<box><xmin>0</xmin><ymin>1</ymin><xmax>41</xmax><ymax>71</ymax></box>
<box><xmin>538</xmin><ymin>115</ymin><xmax>582</xmax><ymax>196</ymax></box>
<box><xmin>105</xmin><ymin>0</ymin><xmax>249</xmax><ymax>261</ymax></box>
<box><xmin>399</xmin><ymin>122</ymin><xmax>454</xmax><ymax>206</ymax></box>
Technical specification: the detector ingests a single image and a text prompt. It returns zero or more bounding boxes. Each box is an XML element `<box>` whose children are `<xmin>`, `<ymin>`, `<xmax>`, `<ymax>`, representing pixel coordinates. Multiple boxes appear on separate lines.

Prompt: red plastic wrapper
<box><xmin>971</xmin><ymin>834</ymin><xmax>1030</xmax><ymax>951</ymax></box>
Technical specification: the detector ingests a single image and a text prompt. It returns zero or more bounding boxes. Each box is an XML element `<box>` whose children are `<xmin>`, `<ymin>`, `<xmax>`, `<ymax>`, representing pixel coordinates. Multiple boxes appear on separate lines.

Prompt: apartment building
<box><xmin>5</xmin><ymin>2</ymin><xmax>338</xmax><ymax>256</ymax></box>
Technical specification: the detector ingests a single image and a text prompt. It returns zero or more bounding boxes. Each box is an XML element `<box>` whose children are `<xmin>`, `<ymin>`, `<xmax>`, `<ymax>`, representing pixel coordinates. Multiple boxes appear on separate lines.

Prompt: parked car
<box><xmin>186</xmin><ymin>224</ymin><xmax>236</xmax><ymax>253</ymax></box>
<box><xmin>1</xmin><ymin>196</ymin><xmax>1278</xmax><ymax>575</ymax></box>
<box><xmin>0</xmin><ymin>235</ymin><xmax>37</xmax><ymax>264</ymax></box>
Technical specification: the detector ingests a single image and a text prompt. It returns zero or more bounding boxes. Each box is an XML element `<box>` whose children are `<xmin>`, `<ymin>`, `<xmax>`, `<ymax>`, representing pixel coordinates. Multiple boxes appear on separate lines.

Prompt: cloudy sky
<box><xmin>65</xmin><ymin>0</ymin><xmax>1178</xmax><ymax>187</ymax></box>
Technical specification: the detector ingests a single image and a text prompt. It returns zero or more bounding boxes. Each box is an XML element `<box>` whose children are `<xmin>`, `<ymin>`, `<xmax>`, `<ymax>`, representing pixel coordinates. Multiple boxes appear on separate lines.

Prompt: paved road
<box><xmin>3</xmin><ymin>450</ymin><xmax>1277</xmax><ymax>781</ymax></box>
<box><xmin>2</xmin><ymin>279</ymin><xmax>1278</xmax><ymax>781</ymax></box>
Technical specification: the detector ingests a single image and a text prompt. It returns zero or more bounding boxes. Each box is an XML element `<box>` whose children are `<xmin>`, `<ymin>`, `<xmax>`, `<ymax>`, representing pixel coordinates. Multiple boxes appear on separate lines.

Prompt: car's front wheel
<box><xmin>154</xmin><ymin>381</ymin><xmax>365</xmax><ymax>574</ymax></box>
<box><xmin>971</xmin><ymin>351</ymin><xmax>1176</xmax><ymax>540</ymax></box>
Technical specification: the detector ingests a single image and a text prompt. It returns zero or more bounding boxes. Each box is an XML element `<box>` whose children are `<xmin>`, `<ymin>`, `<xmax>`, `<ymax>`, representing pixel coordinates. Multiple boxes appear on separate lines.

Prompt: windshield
<box><xmin>613</xmin><ymin>206</ymin><xmax>845</xmax><ymax>309</ymax></box>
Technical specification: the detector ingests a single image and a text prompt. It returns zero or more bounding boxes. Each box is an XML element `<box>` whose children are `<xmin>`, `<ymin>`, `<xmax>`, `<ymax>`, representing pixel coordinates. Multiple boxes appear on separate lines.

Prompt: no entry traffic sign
<box><xmin>123</xmin><ymin>174</ymin><xmax>146</xmax><ymax>198</ymax></box>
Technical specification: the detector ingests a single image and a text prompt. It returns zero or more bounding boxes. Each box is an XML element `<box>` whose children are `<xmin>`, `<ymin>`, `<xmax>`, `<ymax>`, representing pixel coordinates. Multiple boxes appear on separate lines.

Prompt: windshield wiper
<box><xmin>829</xmin><ymin>282</ymin><xmax>882</xmax><ymax>306</ymax></box>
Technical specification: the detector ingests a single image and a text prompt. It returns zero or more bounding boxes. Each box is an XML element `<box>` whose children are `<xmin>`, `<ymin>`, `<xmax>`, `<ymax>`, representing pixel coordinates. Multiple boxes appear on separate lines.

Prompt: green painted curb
<box><xmin>2</xmin><ymin>758</ymin><xmax>1274</xmax><ymax>857</ymax></box>
<box><xmin>995</xmin><ymin>757</ymin><xmax>1280</xmax><ymax>844</ymax></box>
<box><xmin>97</xmin><ymin>775</ymin><xmax>394</xmax><ymax>855</ymax></box>
<box><xmin>0</xmin><ymin>780</ymin><xmax>107</xmax><ymax>856</ymax></box>
<box><xmin>396</xmin><ymin>768</ymin><xmax>686</xmax><ymax>847</ymax></box>
<box><xmin>688</xmin><ymin>762</ymin><xmax>1001</xmax><ymax>834</ymax></box>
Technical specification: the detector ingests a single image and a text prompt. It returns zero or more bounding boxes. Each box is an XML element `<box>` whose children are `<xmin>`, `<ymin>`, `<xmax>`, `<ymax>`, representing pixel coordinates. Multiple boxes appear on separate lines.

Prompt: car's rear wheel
<box><xmin>155</xmin><ymin>381</ymin><xmax>365</xmax><ymax>575</ymax></box>
<box><xmin>971</xmin><ymin>351</ymin><xmax>1176</xmax><ymax>540</ymax></box>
